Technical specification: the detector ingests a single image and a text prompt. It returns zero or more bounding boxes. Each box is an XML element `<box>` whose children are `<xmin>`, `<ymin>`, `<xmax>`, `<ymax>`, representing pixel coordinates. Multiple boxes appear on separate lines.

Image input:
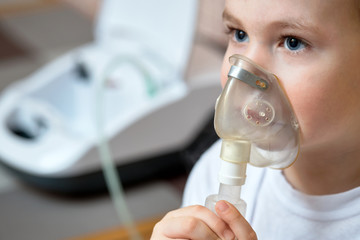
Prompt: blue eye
<box><xmin>234</xmin><ymin>29</ymin><xmax>249</xmax><ymax>42</ymax></box>
<box><xmin>284</xmin><ymin>37</ymin><xmax>306</xmax><ymax>51</ymax></box>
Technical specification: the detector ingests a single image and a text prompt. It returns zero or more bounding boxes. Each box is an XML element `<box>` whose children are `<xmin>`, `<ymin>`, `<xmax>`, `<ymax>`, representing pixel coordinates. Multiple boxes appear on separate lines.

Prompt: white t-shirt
<box><xmin>182</xmin><ymin>140</ymin><xmax>360</xmax><ymax>240</ymax></box>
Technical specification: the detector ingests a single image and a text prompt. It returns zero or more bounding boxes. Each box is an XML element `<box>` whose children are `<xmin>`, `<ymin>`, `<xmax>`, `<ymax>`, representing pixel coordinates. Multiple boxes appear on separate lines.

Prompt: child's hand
<box><xmin>215</xmin><ymin>200</ymin><xmax>258</xmax><ymax>240</ymax></box>
<box><xmin>150</xmin><ymin>200</ymin><xmax>257</xmax><ymax>240</ymax></box>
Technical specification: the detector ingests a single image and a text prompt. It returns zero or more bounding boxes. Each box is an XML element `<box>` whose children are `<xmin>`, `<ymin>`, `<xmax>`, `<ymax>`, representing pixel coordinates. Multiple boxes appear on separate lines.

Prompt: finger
<box><xmin>164</xmin><ymin>205</ymin><xmax>235</xmax><ymax>240</ymax></box>
<box><xmin>155</xmin><ymin>216</ymin><xmax>220</xmax><ymax>240</ymax></box>
<box><xmin>215</xmin><ymin>200</ymin><xmax>258</xmax><ymax>240</ymax></box>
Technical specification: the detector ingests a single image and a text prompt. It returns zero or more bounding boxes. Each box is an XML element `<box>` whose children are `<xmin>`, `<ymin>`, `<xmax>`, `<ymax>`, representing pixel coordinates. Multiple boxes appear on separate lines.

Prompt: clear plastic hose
<box><xmin>94</xmin><ymin>55</ymin><xmax>159</xmax><ymax>240</ymax></box>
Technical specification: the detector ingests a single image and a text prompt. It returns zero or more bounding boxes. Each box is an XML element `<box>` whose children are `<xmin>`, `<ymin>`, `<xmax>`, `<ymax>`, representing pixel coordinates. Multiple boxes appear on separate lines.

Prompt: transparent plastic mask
<box><xmin>215</xmin><ymin>54</ymin><xmax>300</xmax><ymax>168</ymax></box>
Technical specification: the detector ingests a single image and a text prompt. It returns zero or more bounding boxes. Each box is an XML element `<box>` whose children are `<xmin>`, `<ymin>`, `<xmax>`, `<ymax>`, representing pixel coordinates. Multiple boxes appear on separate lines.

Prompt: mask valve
<box><xmin>243</xmin><ymin>100</ymin><xmax>275</xmax><ymax>126</ymax></box>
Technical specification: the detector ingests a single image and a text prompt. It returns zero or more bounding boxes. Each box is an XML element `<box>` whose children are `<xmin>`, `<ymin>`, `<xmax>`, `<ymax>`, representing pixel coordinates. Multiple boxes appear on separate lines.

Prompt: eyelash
<box><xmin>223</xmin><ymin>24</ymin><xmax>233</xmax><ymax>33</ymax></box>
<box><xmin>224</xmin><ymin>27</ymin><xmax>248</xmax><ymax>44</ymax></box>
<box><xmin>225</xmin><ymin>26</ymin><xmax>310</xmax><ymax>54</ymax></box>
<box><xmin>279</xmin><ymin>35</ymin><xmax>309</xmax><ymax>54</ymax></box>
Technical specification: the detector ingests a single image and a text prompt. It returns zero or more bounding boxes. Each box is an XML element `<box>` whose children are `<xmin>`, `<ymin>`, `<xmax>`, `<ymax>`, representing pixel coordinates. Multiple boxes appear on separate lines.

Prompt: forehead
<box><xmin>224</xmin><ymin>0</ymin><xmax>357</xmax><ymax>26</ymax></box>
<box><xmin>224</xmin><ymin>0</ymin><xmax>360</xmax><ymax>35</ymax></box>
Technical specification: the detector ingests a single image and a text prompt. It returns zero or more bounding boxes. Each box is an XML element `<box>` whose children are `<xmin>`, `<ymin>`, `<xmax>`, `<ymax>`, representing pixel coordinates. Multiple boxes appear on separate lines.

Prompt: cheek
<box><xmin>286</xmin><ymin>85</ymin><xmax>324</xmax><ymax>135</ymax></box>
<box><xmin>280</xmin><ymin>67</ymin><xmax>353</xmax><ymax>147</ymax></box>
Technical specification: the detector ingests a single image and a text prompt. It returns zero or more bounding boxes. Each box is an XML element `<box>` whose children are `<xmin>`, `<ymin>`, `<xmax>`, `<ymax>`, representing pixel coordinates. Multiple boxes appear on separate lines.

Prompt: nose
<box><xmin>242</xmin><ymin>43</ymin><xmax>273</xmax><ymax>72</ymax></box>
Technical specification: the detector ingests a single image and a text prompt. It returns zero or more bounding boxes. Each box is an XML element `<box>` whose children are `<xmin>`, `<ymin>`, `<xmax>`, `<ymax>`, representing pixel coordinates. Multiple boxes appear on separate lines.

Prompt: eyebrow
<box><xmin>222</xmin><ymin>9</ymin><xmax>241</xmax><ymax>26</ymax></box>
<box><xmin>222</xmin><ymin>8</ymin><xmax>321</xmax><ymax>34</ymax></box>
<box><xmin>274</xmin><ymin>20</ymin><xmax>321</xmax><ymax>34</ymax></box>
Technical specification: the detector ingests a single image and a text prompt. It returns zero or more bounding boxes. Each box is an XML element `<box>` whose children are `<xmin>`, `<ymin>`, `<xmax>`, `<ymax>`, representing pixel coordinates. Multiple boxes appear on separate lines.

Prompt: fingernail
<box><xmin>223</xmin><ymin>229</ymin><xmax>235</xmax><ymax>240</ymax></box>
<box><xmin>217</xmin><ymin>201</ymin><xmax>229</xmax><ymax>212</ymax></box>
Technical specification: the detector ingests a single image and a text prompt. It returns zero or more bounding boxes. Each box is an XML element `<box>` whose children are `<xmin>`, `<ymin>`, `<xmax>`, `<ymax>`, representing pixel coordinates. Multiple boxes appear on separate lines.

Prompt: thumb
<box><xmin>215</xmin><ymin>200</ymin><xmax>258</xmax><ymax>240</ymax></box>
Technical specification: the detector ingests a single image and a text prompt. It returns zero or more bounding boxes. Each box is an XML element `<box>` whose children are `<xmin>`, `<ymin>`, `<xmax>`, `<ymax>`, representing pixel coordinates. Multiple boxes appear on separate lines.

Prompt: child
<box><xmin>151</xmin><ymin>0</ymin><xmax>360</xmax><ymax>239</ymax></box>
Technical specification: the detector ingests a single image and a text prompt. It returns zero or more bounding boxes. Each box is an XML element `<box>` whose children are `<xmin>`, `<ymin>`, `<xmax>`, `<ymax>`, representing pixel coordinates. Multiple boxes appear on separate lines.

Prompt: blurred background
<box><xmin>0</xmin><ymin>0</ymin><xmax>226</xmax><ymax>239</ymax></box>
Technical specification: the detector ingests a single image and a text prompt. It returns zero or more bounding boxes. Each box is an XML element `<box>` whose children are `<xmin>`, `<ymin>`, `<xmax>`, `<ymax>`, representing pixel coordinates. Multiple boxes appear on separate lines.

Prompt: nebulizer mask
<box><xmin>205</xmin><ymin>54</ymin><xmax>300</xmax><ymax>215</ymax></box>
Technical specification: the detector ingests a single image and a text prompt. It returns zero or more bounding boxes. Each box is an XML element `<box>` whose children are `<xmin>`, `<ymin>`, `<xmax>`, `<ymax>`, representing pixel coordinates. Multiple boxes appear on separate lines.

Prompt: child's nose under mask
<box><xmin>215</xmin><ymin>54</ymin><xmax>300</xmax><ymax>168</ymax></box>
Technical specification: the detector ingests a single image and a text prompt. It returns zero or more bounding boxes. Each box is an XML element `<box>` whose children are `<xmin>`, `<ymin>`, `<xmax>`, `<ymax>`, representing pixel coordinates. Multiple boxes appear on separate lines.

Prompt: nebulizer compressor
<box><xmin>205</xmin><ymin>54</ymin><xmax>300</xmax><ymax>216</ymax></box>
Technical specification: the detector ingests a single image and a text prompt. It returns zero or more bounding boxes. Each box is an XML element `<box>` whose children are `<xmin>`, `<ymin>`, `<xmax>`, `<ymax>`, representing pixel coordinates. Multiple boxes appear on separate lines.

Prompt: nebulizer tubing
<box><xmin>95</xmin><ymin>55</ymin><xmax>160</xmax><ymax>240</ymax></box>
<box><xmin>205</xmin><ymin>54</ymin><xmax>300</xmax><ymax>216</ymax></box>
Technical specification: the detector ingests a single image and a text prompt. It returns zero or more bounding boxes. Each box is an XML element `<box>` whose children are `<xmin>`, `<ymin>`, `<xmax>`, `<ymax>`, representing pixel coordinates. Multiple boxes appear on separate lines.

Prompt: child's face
<box><xmin>221</xmin><ymin>0</ymin><xmax>360</xmax><ymax>154</ymax></box>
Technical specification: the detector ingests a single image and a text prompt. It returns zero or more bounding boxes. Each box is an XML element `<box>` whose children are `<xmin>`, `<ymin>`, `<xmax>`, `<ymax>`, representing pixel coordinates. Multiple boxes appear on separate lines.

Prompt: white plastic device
<box><xmin>0</xmin><ymin>0</ymin><xmax>221</xmax><ymax>192</ymax></box>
